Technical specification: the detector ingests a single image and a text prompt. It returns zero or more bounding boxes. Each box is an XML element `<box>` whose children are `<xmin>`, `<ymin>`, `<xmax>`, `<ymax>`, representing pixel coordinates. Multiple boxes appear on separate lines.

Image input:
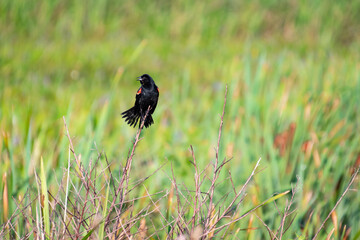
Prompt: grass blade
<box><xmin>40</xmin><ymin>157</ymin><xmax>50</xmax><ymax>238</ymax></box>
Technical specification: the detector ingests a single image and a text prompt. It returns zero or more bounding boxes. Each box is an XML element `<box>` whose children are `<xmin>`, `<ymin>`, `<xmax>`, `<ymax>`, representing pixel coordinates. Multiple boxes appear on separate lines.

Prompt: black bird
<box><xmin>122</xmin><ymin>74</ymin><xmax>159</xmax><ymax>128</ymax></box>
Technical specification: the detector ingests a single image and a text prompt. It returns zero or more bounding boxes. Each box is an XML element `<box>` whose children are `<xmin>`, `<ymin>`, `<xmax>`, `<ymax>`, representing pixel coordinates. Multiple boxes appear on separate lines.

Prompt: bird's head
<box><xmin>137</xmin><ymin>74</ymin><xmax>153</xmax><ymax>87</ymax></box>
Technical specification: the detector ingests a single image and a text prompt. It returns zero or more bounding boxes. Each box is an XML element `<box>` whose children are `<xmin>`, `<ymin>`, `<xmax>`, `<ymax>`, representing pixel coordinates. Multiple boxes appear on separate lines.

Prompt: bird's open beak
<box><xmin>137</xmin><ymin>76</ymin><xmax>142</xmax><ymax>81</ymax></box>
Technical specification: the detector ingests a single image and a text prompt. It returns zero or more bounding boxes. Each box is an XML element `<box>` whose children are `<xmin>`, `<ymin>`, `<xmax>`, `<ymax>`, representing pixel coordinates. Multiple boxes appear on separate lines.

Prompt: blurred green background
<box><xmin>1</xmin><ymin>0</ymin><xmax>360</xmax><ymax>238</ymax></box>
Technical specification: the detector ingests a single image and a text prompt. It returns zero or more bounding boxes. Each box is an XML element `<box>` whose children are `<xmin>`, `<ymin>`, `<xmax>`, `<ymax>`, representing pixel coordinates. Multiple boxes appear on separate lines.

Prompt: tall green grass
<box><xmin>1</xmin><ymin>0</ymin><xmax>359</xmax><ymax>238</ymax></box>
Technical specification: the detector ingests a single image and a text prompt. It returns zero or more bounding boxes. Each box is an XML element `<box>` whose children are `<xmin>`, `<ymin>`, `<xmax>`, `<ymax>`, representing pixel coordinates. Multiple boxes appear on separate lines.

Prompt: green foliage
<box><xmin>1</xmin><ymin>0</ymin><xmax>359</xmax><ymax>239</ymax></box>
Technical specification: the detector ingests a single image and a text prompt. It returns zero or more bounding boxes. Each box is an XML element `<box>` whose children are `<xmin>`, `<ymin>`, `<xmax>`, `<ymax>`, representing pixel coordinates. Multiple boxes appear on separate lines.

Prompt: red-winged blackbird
<box><xmin>122</xmin><ymin>74</ymin><xmax>159</xmax><ymax>128</ymax></box>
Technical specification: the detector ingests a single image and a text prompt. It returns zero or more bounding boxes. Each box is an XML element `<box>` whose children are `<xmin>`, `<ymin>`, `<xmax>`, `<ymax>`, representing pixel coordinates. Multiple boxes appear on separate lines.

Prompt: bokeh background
<box><xmin>1</xmin><ymin>0</ymin><xmax>360</xmax><ymax>238</ymax></box>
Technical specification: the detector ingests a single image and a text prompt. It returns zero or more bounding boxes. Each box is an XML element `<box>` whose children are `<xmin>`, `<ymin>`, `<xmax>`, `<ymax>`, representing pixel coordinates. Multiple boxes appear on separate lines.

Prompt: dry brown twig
<box><xmin>277</xmin><ymin>177</ymin><xmax>300</xmax><ymax>239</ymax></box>
<box><xmin>123</xmin><ymin>106</ymin><xmax>152</xmax><ymax>192</ymax></box>
<box><xmin>203</xmin><ymin>85</ymin><xmax>228</xmax><ymax>237</ymax></box>
<box><xmin>312</xmin><ymin>166</ymin><xmax>359</xmax><ymax>239</ymax></box>
<box><xmin>255</xmin><ymin>213</ymin><xmax>279</xmax><ymax>240</ymax></box>
<box><xmin>161</xmin><ymin>85</ymin><xmax>265</xmax><ymax>239</ymax></box>
<box><xmin>62</xmin><ymin>110</ymin><xmax>154</xmax><ymax>239</ymax></box>
<box><xmin>202</xmin><ymin>157</ymin><xmax>262</xmax><ymax>237</ymax></box>
<box><xmin>105</xmin><ymin>106</ymin><xmax>151</xmax><ymax>230</ymax></box>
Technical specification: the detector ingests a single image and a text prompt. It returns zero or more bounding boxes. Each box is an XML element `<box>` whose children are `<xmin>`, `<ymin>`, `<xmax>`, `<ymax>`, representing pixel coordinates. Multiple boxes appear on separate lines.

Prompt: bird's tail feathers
<box><xmin>121</xmin><ymin>107</ymin><xmax>140</xmax><ymax>128</ymax></box>
<box><xmin>122</xmin><ymin>107</ymin><xmax>154</xmax><ymax>128</ymax></box>
<box><xmin>143</xmin><ymin>115</ymin><xmax>154</xmax><ymax>128</ymax></box>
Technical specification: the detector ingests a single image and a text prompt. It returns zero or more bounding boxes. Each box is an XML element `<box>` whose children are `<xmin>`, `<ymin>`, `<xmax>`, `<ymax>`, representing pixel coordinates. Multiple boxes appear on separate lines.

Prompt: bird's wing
<box><xmin>134</xmin><ymin>86</ymin><xmax>142</xmax><ymax>109</ymax></box>
<box><xmin>136</xmin><ymin>87</ymin><xmax>142</xmax><ymax>96</ymax></box>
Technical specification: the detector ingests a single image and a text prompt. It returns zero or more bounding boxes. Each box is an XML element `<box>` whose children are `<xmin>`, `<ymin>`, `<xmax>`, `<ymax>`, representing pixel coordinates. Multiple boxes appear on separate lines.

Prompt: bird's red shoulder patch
<box><xmin>136</xmin><ymin>88</ymin><xmax>142</xmax><ymax>95</ymax></box>
<box><xmin>157</xmin><ymin>87</ymin><xmax>159</xmax><ymax>93</ymax></box>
